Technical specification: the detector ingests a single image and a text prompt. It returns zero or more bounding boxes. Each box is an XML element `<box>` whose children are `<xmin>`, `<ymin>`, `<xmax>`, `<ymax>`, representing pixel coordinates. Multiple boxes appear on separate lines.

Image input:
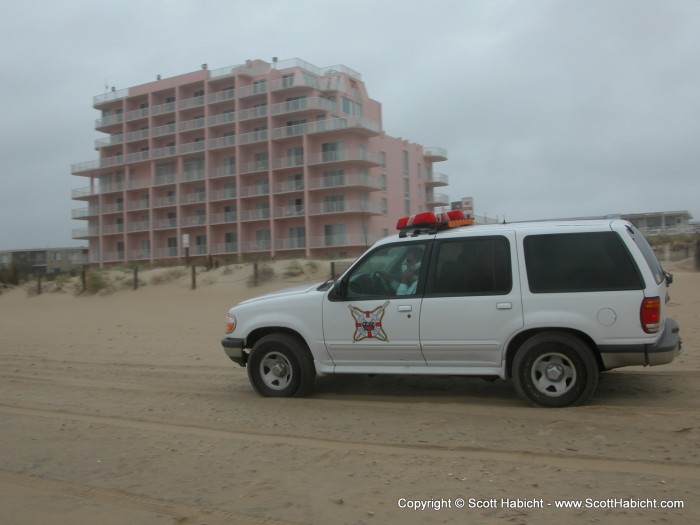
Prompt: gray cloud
<box><xmin>1</xmin><ymin>0</ymin><xmax>698</xmax><ymax>249</ymax></box>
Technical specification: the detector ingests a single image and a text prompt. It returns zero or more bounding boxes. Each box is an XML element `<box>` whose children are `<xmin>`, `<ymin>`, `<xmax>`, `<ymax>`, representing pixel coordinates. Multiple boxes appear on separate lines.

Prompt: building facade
<box><xmin>71</xmin><ymin>58</ymin><xmax>449</xmax><ymax>265</ymax></box>
<box><xmin>0</xmin><ymin>247</ymin><xmax>88</xmax><ymax>276</ymax></box>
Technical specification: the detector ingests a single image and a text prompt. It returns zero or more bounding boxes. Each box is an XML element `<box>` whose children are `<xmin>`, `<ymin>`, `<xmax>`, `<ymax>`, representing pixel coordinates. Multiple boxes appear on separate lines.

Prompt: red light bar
<box><xmin>396</xmin><ymin>212</ymin><xmax>438</xmax><ymax>230</ymax></box>
<box><xmin>396</xmin><ymin>210</ymin><xmax>473</xmax><ymax>232</ymax></box>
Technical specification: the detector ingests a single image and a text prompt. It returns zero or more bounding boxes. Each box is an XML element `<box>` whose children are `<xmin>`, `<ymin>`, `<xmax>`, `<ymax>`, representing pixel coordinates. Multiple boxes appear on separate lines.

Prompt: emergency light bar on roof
<box><xmin>396</xmin><ymin>210</ymin><xmax>473</xmax><ymax>237</ymax></box>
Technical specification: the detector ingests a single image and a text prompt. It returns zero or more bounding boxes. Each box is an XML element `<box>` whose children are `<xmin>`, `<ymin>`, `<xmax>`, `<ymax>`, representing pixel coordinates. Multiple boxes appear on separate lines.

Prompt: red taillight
<box><xmin>640</xmin><ymin>297</ymin><xmax>661</xmax><ymax>334</ymax></box>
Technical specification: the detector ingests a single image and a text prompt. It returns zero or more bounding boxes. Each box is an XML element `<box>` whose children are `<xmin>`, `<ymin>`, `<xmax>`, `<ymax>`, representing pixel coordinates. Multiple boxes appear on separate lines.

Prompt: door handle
<box><xmin>496</xmin><ymin>302</ymin><xmax>512</xmax><ymax>310</ymax></box>
<box><xmin>397</xmin><ymin>305</ymin><xmax>412</xmax><ymax>312</ymax></box>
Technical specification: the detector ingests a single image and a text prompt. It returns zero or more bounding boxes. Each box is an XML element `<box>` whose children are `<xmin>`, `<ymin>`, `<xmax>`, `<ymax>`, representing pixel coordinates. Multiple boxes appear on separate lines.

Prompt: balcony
<box><xmin>102</xmin><ymin>224</ymin><xmax>124</xmax><ymax>235</ymax></box>
<box><xmin>181</xmin><ymin>215</ymin><xmax>208</xmax><ymax>227</ymax></box>
<box><xmin>208</xmin><ymin>112</ymin><xmax>236</xmax><ymax>127</ymax></box>
<box><xmin>270</xmin><ymin>73</ymin><xmax>320</xmax><ymax>92</ymax></box>
<box><xmin>238</xmin><ymin>129</ymin><xmax>268</xmax><ymax>145</ymax></box>
<box><xmin>426</xmin><ymin>192</ymin><xmax>450</xmax><ymax>207</ymax></box>
<box><xmin>152</xmin><ymin>123</ymin><xmax>176</xmax><ymax>138</ymax></box>
<box><xmin>180</xmin><ymin>191</ymin><xmax>206</xmax><ymax>205</ymax></box>
<box><xmin>208</xmin><ymin>88</ymin><xmax>235</xmax><ymax>105</ymax></box>
<box><xmin>209</xmin><ymin>135</ymin><xmax>236</xmax><ymax>150</ymax></box>
<box><xmin>211</xmin><ymin>166</ymin><xmax>237</xmax><ymax>179</ymax></box>
<box><xmin>423</xmin><ymin>147</ymin><xmax>448</xmax><ymax>162</ymax></box>
<box><xmin>179</xmin><ymin>117</ymin><xmax>205</xmax><ymax>132</ymax></box>
<box><xmin>308</xmin><ymin>173</ymin><xmax>382</xmax><ymax>192</ymax></box>
<box><xmin>270</xmin><ymin>96</ymin><xmax>335</xmax><ymax>117</ymax></box>
<box><xmin>238</xmin><ymin>105</ymin><xmax>268</xmax><ymax>121</ymax></box>
<box><xmin>125</xmin><ymin>129</ymin><xmax>149</xmax><ymax>143</ymax></box>
<box><xmin>309</xmin><ymin>233</ymin><xmax>378</xmax><ymax>249</ymax></box>
<box><xmin>95</xmin><ymin>134</ymin><xmax>124</xmax><ymax>148</ymax></box>
<box><xmin>274</xmin><ymin>205</ymin><xmax>305</xmax><ymax>219</ymax></box>
<box><xmin>273</xmin><ymin>180</ymin><xmax>304</xmax><ymax>193</ymax></box>
<box><xmin>239</xmin><ymin>160</ymin><xmax>268</xmax><ymax>175</ymax></box>
<box><xmin>129</xmin><ymin>249</ymin><xmax>151</xmax><ymax>261</ymax></box>
<box><xmin>153</xmin><ymin>218</ymin><xmax>177</xmax><ymax>230</ymax></box>
<box><xmin>72</xmin><ymin>227</ymin><xmax>99</xmax><ymax>239</ymax></box>
<box><xmin>72</xmin><ymin>187</ymin><xmax>98</xmax><ymax>199</ymax></box>
<box><xmin>308</xmin><ymin>200</ymin><xmax>382</xmax><ymax>216</ymax></box>
<box><xmin>125</xmin><ymin>107</ymin><xmax>149</xmax><ymax>122</ymax></box>
<box><xmin>151</xmin><ymin>101</ymin><xmax>176</xmax><ymax>116</ymax></box>
<box><xmin>127</xmin><ymin>221</ymin><xmax>150</xmax><ymax>233</ymax></box>
<box><xmin>272</xmin><ymin>155</ymin><xmax>304</xmax><ymax>171</ymax></box>
<box><xmin>210</xmin><ymin>211</ymin><xmax>237</xmax><ymax>224</ymax></box>
<box><xmin>240</xmin><ymin>208</ymin><xmax>270</xmax><ymax>222</ymax></box>
<box><xmin>306</xmin><ymin>148</ymin><xmax>381</xmax><ymax>168</ymax></box>
<box><xmin>210</xmin><ymin>242</ymin><xmax>238</xmax><ymax>255</ymax></box>
<box><xmin>179</xmin><ymin>95</ymin><xmax>205</xmax><ymax>111</ymax></box>
<box><xmin>240</xmin><ymin>183</ymin><xmax>269</xmax><ymax>198</ymax></box>
<box><xmin>95</xmin><ymin>113</ymin><xmax>124</xmax><ymax>130</ymax></box>
<box><xmin>153</xmin><ymin>195</ymin><xmax>176</xmax><ymax>208</ymax></box>
<box><xmin>239</xmin><ymin>240</ymin><xmax>271</xmax><ymax>252</ymax></box>
<box><xmin>276</xmin><ymin>237</ymin><xmax>306</xmax><ymax>250</ymax></box>
<box><xmin>425</xmin><ymin>172</ymin><xmax>449</xmax><ymax>187</ymax></box>
<box><xmin>210</xmin><ymin>188</ymin><xmax>237</xmax><ymax>201</ymax></box>
<box><xmin>181</xmin><ymin>169</ymin><xmax>206</xmax><ymax>183</ymax></box>
<box><xmin>179</xmin><ymin>141</ymin><xmax>206</xmax><ymax>155</ymax></box>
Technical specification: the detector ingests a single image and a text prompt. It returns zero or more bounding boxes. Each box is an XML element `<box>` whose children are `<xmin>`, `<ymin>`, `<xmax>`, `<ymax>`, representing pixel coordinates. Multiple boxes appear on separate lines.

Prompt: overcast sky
<box><xmin>1</xmin><ymin>0</ymin><xmax>699</xmax><ymax>250</ymax></box>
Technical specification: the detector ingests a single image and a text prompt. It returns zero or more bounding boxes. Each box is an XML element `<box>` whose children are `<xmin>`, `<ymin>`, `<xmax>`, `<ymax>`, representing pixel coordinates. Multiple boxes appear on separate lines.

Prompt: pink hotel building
<box><xmin>71</xmin><ymin>58</ymin><xmax>449</xmax><ymax>265</ymax></box>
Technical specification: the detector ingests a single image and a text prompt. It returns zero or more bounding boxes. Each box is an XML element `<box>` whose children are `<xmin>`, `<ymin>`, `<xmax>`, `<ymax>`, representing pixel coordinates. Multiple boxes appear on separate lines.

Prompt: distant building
<box><xmin>71</xmin><ymin>58</ymin><xmax>449</xmax><ymax>266</ymax></box>
<box><xmin>0</xmin><ymin>247</ymin><xmax>88</xmax><ymax>276</ymax></box>
<box><xmin>450</xmin><ymin>198</ymin><xmax>695</xmax><ymax>235</ymax></box>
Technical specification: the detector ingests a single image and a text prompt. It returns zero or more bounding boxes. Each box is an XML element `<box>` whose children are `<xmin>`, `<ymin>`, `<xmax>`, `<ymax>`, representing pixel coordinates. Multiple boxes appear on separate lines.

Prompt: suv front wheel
<box><xmin>247</xmin><ymin>334</ymin><xmax>315</xmax><ymax>397</ymax></box>
<box><xmin>512</xmin><ymin>332</ymin><xmax>599</xmax><ymax>407</ymax></box>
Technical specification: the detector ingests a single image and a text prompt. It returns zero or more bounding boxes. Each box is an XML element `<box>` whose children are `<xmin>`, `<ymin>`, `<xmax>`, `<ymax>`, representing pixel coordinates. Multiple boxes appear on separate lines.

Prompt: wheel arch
<box><xmin>505</xmin><ymin>328</ymin><xmax>604</xmax><ymax>378</ymax></box>
<box><xmin>245</xmin><ymin>327</ymin><xmax>311</xmax><ymax>362</ymax></box>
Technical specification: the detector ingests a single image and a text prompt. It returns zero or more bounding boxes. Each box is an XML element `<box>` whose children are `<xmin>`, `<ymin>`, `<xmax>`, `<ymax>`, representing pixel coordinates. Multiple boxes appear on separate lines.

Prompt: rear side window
<box><xmin>428</xmin><ymin>236</ymin><xmax>512</xmax><ymax>295</ymax></box>
<box><xmin>524</xmin><ymin>232</ymin><xmax>643</xmax><ymax>293</ymax></box>
<box><xmin>626</xmin><ymin>224</ymin><xmax>665</xmax><ymax>285</ymax></box>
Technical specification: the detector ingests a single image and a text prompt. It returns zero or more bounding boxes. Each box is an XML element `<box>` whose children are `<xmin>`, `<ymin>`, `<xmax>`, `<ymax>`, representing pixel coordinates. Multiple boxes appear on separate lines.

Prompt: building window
<box><xmin>324</xmin><ymin>224</ymin><xmax>346</xmax><ymax>246</ymax></box>
<box><xmin>323</xmin><ymin>195</ymin><xmax>345</xmax><ymax>213</ymax></box>
<box><xmin>322</xmin><ymin>142</ymin><xmax>344</xmax><ymax>162</ymax></box>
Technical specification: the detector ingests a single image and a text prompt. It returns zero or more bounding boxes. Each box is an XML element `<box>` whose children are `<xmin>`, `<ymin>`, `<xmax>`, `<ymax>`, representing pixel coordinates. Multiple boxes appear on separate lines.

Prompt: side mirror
<box><xmin>664</xmin><ymin>271</ymin><xmax>673</xmax><ymax>285</ymax></box>
<box><xmin>332</xmin><ymin>277</ymin><xmax>348</xmax><ymax>299</ymax></box>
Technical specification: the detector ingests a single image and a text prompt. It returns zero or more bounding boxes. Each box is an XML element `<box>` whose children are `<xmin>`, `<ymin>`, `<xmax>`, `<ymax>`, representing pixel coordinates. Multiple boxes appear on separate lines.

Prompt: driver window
<box><xmin>346</xmin><ymin>243</ymin><xmax>427</xmax><ymax>299</ymax></box>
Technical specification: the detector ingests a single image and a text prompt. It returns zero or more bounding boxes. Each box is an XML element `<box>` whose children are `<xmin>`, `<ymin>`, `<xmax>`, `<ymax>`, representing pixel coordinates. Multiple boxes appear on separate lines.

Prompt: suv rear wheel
<box><xmin>512</xmin><ymin>332</ymin><xmax>599</xmax><ymax>407</ymax></box>
<box><xmin>248</xmin><ymin>334</ymin><xmax>315</xmax><ymax>397</ymax></box>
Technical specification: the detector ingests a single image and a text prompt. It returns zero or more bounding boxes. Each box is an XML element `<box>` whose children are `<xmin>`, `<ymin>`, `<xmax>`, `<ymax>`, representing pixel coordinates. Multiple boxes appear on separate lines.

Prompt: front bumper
<box><xmin>599</xmin><ymin>318</ymin><xmax>682</xmax><ymax>370</ymax></box>
<box><xmin>221</xmin><ymin>337</ymin><xmax>247</xmax><ymax>366</ymax></box>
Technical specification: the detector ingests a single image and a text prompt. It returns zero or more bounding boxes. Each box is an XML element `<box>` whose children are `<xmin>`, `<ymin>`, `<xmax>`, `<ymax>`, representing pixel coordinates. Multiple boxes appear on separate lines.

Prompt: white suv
<box><xmin>221</xmin><ymin>212</ymin><xmax>682</xmax><ymax>407</ymax></box>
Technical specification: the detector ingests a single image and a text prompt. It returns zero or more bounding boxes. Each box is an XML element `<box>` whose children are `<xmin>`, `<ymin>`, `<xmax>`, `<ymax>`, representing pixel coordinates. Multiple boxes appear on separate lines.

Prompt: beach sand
<box><xmin>1</xmin><ymin>259</ymin><xmax>699</xmax><ymax>525</ymax></box>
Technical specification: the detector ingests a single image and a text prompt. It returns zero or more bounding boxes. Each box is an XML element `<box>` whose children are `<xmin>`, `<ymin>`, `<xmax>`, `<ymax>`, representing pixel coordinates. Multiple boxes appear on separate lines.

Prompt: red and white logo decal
<box><xmin>348</xmin><ymin>301</ymin><xmax>390</xmax><ymax>342</ymax></box>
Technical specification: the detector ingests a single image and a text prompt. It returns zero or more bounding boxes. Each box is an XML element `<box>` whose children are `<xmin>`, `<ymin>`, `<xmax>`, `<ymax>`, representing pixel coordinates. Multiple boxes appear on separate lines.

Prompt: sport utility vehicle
<box><xmin>221</xmin><ymin>212</ymin><xmax>682</xmax><ymax>407</ymax></box>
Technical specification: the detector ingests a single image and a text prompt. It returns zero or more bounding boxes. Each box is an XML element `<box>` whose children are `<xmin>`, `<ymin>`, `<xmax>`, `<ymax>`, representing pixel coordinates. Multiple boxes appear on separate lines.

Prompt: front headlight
<box><xmin>225</xmin><ymin>313</ymin><xmax>237</xmax><ymax>334</ymax></box>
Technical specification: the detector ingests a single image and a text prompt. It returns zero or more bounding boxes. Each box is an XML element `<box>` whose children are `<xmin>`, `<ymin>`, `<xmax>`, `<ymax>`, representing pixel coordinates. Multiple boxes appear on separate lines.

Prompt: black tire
<box><xmin>247</xmin><ymin>334</ymin><xmax>315</xmax><ymax>397</ymax></box>
<box><xmin>512</xmin><ymin>332</ymin><xmax>599</xmax><ymax>408</ymax></box>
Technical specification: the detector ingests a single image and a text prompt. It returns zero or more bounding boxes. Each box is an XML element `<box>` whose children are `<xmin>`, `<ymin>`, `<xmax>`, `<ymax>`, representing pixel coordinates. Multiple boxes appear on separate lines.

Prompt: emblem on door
<box><xmin>348</xmin><ymin>301</ymin><xmax>390</xmax><ymax>342</ymax></box>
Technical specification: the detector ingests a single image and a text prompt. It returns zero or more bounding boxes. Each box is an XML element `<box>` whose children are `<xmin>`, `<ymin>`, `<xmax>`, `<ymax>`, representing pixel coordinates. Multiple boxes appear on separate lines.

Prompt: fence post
<box><xmin>330</xmin><ymin>262</ymin><xmax>336</xmax><ymax>280</ymax></box>
<box><xmin>133</xmin><ymin>267</ymin><xmax>138</xmax><ymax>290</ymax></box>
<box><xmin>253</xmin><ymin>262</ymin><xmax>259</xmax><ymax>286</ymax></box>
<box><xmin>81</xmin><ymin>270</ymin><xmax>86</xmax><ymax>293</ymax></box>
<box><xmin>37</xmin><ymin>274</ymin><xmax>42</xmax><ymax>295</ymax></box>
<box><xmin>191</xmin><ymin>265</ymin><xmax>196</xmax><ymax>290</ymax></box>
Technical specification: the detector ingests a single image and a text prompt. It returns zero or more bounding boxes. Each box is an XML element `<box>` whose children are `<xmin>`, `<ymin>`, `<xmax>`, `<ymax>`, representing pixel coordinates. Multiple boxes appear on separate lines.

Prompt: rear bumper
<box><xmin>599</xmin><ymin>318</ymin><xmax>682</xmax><ymax>370</ymax></box>
<box><xmin>221</xmin><ymin>337</ymin><xmax>247</xmax><ymax>366</ymax></box>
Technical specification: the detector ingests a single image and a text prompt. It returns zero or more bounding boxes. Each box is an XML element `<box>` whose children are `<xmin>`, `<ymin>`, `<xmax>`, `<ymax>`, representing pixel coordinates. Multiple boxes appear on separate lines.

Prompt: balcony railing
<box><xmin>210</xmin><ymin>212</ymin><xmax>237</xmax><ymax>224</ymax></box>
<box><xmin>240</xmin><ymin>208</ymin><xmax>270</xmax><ymax>221</ymax></box>
<box><xmin>308</xmin><ymin>200</ymin><xmax>382</xmax><ymax>215</ymax></box>
<box><xmin>275</xmin><ymin>205</ymin><xmax>305</xmax><ymax>218</ymax></box>
<box><xmin>307</xmin><ymin>173</ymin><xmax>382</xmax><ymax>191</ymax></box>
